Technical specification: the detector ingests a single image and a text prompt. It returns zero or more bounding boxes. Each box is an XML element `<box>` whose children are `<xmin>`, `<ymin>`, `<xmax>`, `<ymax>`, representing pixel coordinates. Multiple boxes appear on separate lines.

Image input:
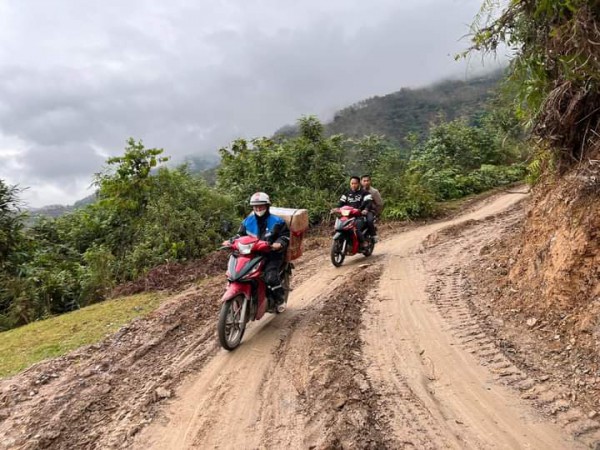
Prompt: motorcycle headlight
<box><xmin>341</xmin><ymin>209</ymin><xmax>351</xmax><ymax>217</ymax></box>
<box><xmin>237</xmin><ymin>242</ymin><xmax>254</xmax><ymax>255</ymax></box>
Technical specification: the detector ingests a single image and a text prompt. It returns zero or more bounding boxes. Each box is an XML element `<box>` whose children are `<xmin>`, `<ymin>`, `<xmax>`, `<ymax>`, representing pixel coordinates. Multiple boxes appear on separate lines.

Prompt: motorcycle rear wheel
<box><xmin>363</xmin><ymin>238</ymin><xmax>375</xmax><ymax>257</ymax></box>
<box><xmin>330</xmin><ymin>240</ymin><xmax>345</xmax><ymax>267</ymax></box>
<box><xmin>218</xmin><ymin>295</ymin><xmax>246</xmax><ymax>351</ymax></box>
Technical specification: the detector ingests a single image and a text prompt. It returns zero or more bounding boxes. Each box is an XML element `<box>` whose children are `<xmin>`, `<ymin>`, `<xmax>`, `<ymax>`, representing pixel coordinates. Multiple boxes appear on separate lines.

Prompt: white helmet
<box><xmin>249</xmin><ymin>192</ymin><xmax>271</xmax><ymax>206</ymax></box>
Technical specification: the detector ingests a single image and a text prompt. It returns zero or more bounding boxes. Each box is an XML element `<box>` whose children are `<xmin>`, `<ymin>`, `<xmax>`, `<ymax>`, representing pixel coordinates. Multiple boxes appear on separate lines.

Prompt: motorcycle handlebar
<box><xmin>220</xmin><ymin>239</ymin><xmax>274</xmax><ymax>253</ymax></box>
<box><xmin>331</xmin><ymin>207</ymin><xmax>364</xmax><ymax>216</ymax></box>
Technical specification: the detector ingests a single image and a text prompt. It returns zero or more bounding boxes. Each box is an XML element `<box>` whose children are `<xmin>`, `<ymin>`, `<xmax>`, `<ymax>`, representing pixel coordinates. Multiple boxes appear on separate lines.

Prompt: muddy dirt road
<box><xmin>131</xmin><ymin>191</ymin><xmax>589</xmax><ymax>449</ymax></box>
<box><xmin>2</xmin><ymin>191</ymin><xmax>595</xmax><ymax>449</ymax></box>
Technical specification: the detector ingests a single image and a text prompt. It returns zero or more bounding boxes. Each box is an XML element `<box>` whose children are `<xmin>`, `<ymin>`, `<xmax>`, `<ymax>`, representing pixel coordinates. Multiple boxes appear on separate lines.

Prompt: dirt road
<box><xmin>131</xmin><ymin>191</ymin><xmax>587</xmax><ymax>449</ymax></box>
<box><xmin>2</xmin><ymin>191</ymin><xmax>594</xmax><ymax>449</ymax></box>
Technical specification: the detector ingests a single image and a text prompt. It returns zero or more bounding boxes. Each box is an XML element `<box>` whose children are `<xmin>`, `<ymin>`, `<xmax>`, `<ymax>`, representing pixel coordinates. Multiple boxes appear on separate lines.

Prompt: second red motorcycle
<box><xmin>330</xmin><ymin>206</ymin><xmax>375</xmax><ymax>267</ymax></box>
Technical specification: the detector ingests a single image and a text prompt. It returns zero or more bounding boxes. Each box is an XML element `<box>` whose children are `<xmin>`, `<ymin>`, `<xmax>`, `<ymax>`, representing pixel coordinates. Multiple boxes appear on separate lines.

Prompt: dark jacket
<box><xmin>237</xmin><ymin>211</ymin><xmax>290</xmax><ymax>248</ymax></box>
<box><xmin>338</xmin><ymin>188</ymin><xmax>373</xmax><ymax>211</ymax></box>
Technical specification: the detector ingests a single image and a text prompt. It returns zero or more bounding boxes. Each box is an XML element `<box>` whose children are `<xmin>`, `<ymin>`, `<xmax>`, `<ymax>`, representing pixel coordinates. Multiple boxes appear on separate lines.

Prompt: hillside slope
<box><xmin>3</xmin><ymin>192</ymin><xmax>598</xmax><ymax>449</ymax></box>
<box><xmin>325</xmin><ymin>71</ymin><xmax>502</xmax><ymax>144</ymax></box>
<box><xmin>465</xmin><ymin>157</ymin><xmax>600</xmax><ymax>417</ymax></box>
<box><xmin>273</xmin><ymin>71</ymin><xmax>503</xmax><ymax>146</ymax></box>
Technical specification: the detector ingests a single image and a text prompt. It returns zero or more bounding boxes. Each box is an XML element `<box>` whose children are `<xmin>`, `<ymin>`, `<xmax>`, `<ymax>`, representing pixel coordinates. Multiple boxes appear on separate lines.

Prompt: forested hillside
<box><xmin>1</xmin><ymin>70</ymin><xmax>526</xmax><ymax>331</ymax></box>
<box><xmin>328</xmin><ymin>72</ymin><xmax>502</xmax><ymax>142</ymax></box>
<box><xmin>28</xmin><ymin>72</ymin><xmax>504</xmax><ymax>215</ymax></box>
<box><xmin>275</xmin><ymin>70</ymin><xmax>503</xmax><ymax>145</ymax></box>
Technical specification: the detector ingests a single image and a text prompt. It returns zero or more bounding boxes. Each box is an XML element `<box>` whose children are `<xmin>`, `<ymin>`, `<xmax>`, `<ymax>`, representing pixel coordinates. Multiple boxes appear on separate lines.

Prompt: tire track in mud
<box><xmin>424</xmin><ymin>212</ymin><xmax>600</xmax><ymax>448</ymax></box>
<box><xmin>365</xmin><ymin>192</ymin><xmax>585</xmax><ymax>449</ymax></box>
<box><xmin>0</xmin><ymin>282</ymin><xmax>225</xmax><ymax>450</ymax></box>
<box><xmin>260</xmin><ymin>264</ymin><xmax>394</xmax><ymax>449</ymax></box>
<box><xmin>132</xmin><ymin>257</ymin><xmax>378</xmax><ymax>449</ymax></box>
<box><xmin>4</xmin><ymin>191</ymin><xmax>591</xmax><ymax>449</ymax></box>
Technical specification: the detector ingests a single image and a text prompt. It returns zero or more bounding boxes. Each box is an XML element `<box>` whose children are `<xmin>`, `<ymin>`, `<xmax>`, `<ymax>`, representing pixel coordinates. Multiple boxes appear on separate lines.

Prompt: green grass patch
<box><xmin>0</xmin><ymin>293</ymin><xmax>164</xmax><ymax>379</ymax></box>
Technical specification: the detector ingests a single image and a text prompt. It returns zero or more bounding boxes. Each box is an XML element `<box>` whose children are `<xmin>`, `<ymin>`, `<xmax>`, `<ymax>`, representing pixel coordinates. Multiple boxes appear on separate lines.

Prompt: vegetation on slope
<box><xmin>470</xmin><ymin>0</ymin><xmax>600</xmax><ymax>169</ymax></box>
<box><xmin>464</xmin><ymin>0</ymin><xmax>600</xmax><ymax>408</ymax></box>
<box><xmin>0</xmin><ymin>292</ymin><xmax>162</xmax><ymax>378</ymax></box>
<box><xmin>0</xmin><ymin>75</ymin><xmax>527</xmax><ymax>331</ymax></box>
<box><xmin>326</xmin><ymin>72</ymin><xmax>504</xmax><ymax>144</ymax></box>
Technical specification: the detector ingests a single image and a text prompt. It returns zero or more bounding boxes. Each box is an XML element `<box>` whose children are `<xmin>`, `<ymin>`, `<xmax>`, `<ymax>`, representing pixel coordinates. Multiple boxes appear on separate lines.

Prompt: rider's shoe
<box><xmin>372</xmin><ymin>235</ymin><xmax>378</xmax><ymax>243</ymax></box>
<box><xmin>271</xmin><ymin>285</ymin><xmax>286</xmax><ymax>313</ymax></box>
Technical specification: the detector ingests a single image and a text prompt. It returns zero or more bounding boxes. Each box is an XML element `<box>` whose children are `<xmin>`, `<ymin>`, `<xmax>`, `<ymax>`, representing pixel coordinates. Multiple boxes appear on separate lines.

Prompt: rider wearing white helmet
<box><xmin>234</xmin><ymin>192</ymin><xmax>290</xmax><ymax>310</ymax></box>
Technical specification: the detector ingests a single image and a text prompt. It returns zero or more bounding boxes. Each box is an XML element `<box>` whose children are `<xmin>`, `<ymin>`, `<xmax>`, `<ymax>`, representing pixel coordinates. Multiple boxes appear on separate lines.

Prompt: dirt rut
<box><xmin>365</xmin><ymin>194</ymin><xmax>589</xmax><ymax>449</ymax></box>
<box><xmin>1</xmin><ymin>191</ymin><xmax>590</xmax><ymax>449</ymax></box>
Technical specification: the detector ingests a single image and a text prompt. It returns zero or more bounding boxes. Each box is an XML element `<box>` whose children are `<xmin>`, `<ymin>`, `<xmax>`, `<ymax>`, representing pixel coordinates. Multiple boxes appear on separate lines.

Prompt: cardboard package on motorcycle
<box><xmin>270</xmin><ymin>207</ymin><xmax>309</xmax><ymax>261</ymax></box>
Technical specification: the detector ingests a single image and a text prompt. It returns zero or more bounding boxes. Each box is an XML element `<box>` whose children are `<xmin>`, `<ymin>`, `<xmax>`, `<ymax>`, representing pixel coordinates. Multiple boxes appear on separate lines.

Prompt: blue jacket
<box><xmin>237</xmin><ymin>212</ymin><xmax>290</xmax><ymax>247</ymax></box>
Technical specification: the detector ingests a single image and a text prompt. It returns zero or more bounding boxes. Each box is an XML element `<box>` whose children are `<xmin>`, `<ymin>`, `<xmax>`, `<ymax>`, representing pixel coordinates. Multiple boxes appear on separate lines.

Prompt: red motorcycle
<box><xmin>218</xmin><ymin>235</ymin><xmax>292</xmax><ymax>350</ymax></box>
<box><xmin>330</xmin><ymin>206</ymin><xmax>375</xmax><ymax>267</ymax></box>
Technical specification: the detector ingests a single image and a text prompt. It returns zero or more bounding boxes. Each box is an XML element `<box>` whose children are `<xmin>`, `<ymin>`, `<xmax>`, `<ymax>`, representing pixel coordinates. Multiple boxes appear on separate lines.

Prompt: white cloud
<box><xmin>0</xmin><ymin>0</ymin><xmax>495</xmax><ymax>207</ymax></box>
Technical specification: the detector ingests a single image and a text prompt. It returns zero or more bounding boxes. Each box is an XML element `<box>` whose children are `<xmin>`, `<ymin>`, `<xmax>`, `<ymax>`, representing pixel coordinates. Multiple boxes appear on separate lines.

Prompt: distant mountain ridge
<box><xmin>276</xmin><ymin>69</ymin><xmax>504</xmax><ymax>144</ymax></box>
<box><xmin>32</xmin><ymin>71</ymin><xmax>504</xmax><ymax>213</ymax></box>
<box><xmin>27</xmin><ymin>193</ymin><xmax>96</xmax><ymax>218</ymax></box>
<box><xmin>328</xmin><ymin>71</ymin><xmax>503</xmax><ymax>143</ymax></box>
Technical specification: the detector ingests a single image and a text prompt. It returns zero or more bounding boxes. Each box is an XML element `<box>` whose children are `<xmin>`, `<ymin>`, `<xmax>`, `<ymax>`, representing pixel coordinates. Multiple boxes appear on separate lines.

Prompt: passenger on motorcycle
<box><xmin>360</xmin><ymin>174</ymin><xmax>383</xmax><ymax>242</ymax></box>
<box><xmin>232</xmin><ymin>192</ymin><xmax>290</xmax><ymax>310</ymax></box>
<box><xmin>333</xmin><ymin>176</ymin><xmax>373</xmax><ymax>248</ymax></box>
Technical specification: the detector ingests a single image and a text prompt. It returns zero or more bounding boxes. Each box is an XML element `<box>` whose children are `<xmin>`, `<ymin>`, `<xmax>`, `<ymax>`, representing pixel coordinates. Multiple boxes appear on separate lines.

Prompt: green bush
<box><xmin>0</xmin><ymin>109</ymin><xmax>529</xmax><ymax>331</ymax></box>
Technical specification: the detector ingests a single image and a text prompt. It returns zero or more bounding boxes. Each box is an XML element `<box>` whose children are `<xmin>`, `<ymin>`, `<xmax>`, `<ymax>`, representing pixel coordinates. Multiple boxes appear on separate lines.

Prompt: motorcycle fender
<box><xmin>220</xmin><ymin>282</ymin><xmax>251</xmax><ymax>303</ymax></box>
<box><xmin>351</xmin><ymin>231</ymin><xmax>360</xmax><ymax>254</ymax></box>
<box><xmin>333</xmin><ymin>232</ymin><xmax>342</xmax><ymax>240</ymax></box>
<box><xmin>255</xmin><ymin>282</ymin><xmax>267</xmax><ymax>320</ymax></box>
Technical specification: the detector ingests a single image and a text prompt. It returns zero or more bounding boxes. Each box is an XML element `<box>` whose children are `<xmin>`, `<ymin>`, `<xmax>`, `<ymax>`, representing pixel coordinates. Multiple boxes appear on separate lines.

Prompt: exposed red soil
<box><xmin>467</xmin><ymin>170</ymin><xmax>600</xmax><ymax>409</ymax></box>
<box><xmin>112</xmin><ymin>251</ymin><xmax>229</xmax><ymax>297</ymax></box>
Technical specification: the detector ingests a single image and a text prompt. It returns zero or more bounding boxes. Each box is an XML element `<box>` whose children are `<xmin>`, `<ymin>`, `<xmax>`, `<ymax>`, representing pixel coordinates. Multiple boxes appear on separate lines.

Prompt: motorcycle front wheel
<box><xmin>218</xmin><ymin>295</ymin><xmax>246</xmax><ymax>351</ymax></box>
<box><xmin>330</xmin><ymin>239</ymin><xmax>345</xmax><ymax>267</ymax></box>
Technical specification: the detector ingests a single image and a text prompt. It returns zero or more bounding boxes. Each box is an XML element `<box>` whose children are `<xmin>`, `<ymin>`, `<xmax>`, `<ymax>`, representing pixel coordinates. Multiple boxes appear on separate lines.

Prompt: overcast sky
<box><xmin>0</xmin><ymin>0</ymin><xmax>504</xmax><ymax>207</ymax></box>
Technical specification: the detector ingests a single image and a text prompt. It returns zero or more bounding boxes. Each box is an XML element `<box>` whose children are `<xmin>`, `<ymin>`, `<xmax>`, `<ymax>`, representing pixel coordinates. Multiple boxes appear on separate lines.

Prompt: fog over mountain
<box><xmin>0</xmin><ymin>0</ymin><xmax>505</xmax><ymax>207</ymax></box>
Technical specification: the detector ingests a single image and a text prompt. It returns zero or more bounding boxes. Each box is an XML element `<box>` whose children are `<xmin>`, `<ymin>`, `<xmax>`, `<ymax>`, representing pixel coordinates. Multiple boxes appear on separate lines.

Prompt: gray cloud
<box><xmin>0</xmin><ymin>0</ymin><xmax>498</xmax><ymax>206</ymax></box>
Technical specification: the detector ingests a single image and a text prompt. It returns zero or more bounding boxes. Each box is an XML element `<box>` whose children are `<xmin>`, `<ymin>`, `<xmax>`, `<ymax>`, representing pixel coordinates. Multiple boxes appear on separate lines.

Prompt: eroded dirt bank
<box><xmin>1</xmin><ymin>190</ymin><xmax>595</xmax><ymax>449</ymax></box>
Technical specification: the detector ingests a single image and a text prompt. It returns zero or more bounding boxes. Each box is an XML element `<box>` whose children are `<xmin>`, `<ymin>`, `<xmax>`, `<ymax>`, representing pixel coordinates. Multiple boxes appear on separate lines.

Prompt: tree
<box><xmin>217</xmin><ymin>117</ymin><xmax>346</xmax><ymax>221</ymax></box>
<box><xmin>0</xmin><ymin>180</ymin><xmax>26</xmax><ymax>273</ymax></box>
<box><xmin>92</xmin><ymin>139</ymin><xmax>170</xmax><ymax>258</ymax></box>
<box><xmin>94</xmin><ymin>138</ymin><xmax>170</xmax><ymax>213</ymax></box>
<box><xmin>468</xmin><ymin>0</ymin><xmax>600</xmax><ymax>168</ymax></box>
<box><xmin>408</xmin><ymin>119</ymin><xmax>525</xmax><ymax>201</ymax></box>
<box><xmin>124</xmin><ymin>165</ymin><xmax>236</xmax><ymax>275</ymax></box>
